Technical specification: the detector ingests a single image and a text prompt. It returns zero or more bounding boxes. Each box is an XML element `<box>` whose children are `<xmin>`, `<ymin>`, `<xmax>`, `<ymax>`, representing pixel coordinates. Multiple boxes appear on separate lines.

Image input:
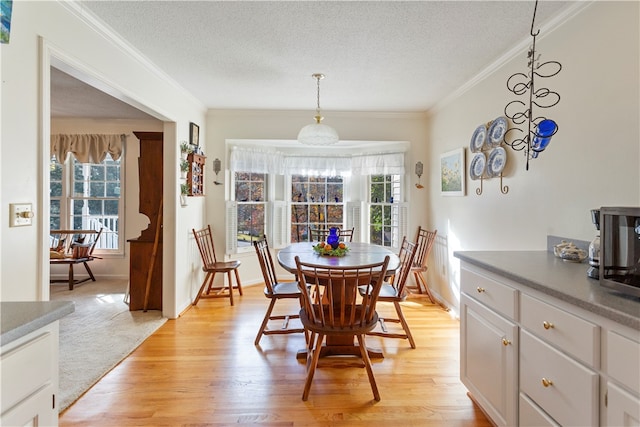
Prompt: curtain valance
<box><xmin>230</xmin><ymin>145</ymin><xmax>405</xmax><ymax>176</ymax></box>
<box><xmin>351</xmin><ymin>152</ymin><xmax>405</xmax><ymax>175</ymax></box>
<box><xmin>51</xmin><ymin>134</ymin><xmax>125</xmax><ymax>164</ymax></box>
<box><xmin>229</xmin><ymin>146</ymin><xmax>284</xmax><ymax>174</ymax></box>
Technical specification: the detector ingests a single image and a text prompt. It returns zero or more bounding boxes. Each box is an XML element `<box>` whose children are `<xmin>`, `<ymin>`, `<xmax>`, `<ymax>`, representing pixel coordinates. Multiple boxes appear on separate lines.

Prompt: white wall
<box><xmin>425</xmin><ymin>1</ymin><xmax>640</xmax><ymax>313</ymax></box>
<box><xmin>0</xmin><ymin>1</ymin><xmax>207</xmax><ymax>318</ymax></box>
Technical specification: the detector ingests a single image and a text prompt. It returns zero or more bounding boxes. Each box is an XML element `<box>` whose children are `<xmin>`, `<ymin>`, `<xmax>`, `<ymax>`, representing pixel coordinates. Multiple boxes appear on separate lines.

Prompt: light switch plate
<box><xmin>10</xmin><ymin>203</ymin><xmax>34</xmax><ymax>227</ymax></box>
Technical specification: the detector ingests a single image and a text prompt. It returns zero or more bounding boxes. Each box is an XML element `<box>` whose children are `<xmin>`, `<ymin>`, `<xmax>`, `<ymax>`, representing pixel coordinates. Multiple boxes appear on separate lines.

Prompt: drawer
<box><xmin>520</xmin><ymin>330</ymin><xmax>599</xmax><ymax>427</ymax></box>
<box><xmin>606</xmin><ymin>330</ymin><xmax>640</xmax><ymax>394</ymax></box>
<box><xmin>461</xmin><ymin>268</ymin><xmax>518</xmax><ymax>320</ymax></box>
<box><xmin>1</xmin><ymin>331</ymin><xmax>54</xmax><ymax>413</ymax></box>
<box><xmin>521</xmin><ymin>293</ymin><xmax>599</xmax><ymax>367</ymax></box>
<box><xmin>519</xmin><ymin>392</ymin><xmax>560</xmax><ymax>427</ymax></box>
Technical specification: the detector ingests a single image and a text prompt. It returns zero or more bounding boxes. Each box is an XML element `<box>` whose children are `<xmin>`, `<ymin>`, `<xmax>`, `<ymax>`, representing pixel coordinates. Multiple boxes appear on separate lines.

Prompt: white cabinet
<box><xmin>605</xmin><ymin>330</ymin><xmax>640</xmax><ymax>426</ymax></box>
<box><xmin>460</xmin><ymin>269</ymin><xmax>518</xmax><ymax>427</ymax></box>
<box><xmin>1</xmin><ymin>322</ymin><xmax>59</xmax><ymax>427</ymax></box>
<box><xmin>459</xmin><ymin>261</ymin><xmax>640</xmax><ymax>427</ymax></box>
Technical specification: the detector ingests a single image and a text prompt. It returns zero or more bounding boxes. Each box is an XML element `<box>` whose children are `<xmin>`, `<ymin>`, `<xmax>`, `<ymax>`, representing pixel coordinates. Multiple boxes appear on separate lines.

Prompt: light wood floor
<box><xmin>59</xmin><ymin>284</ymin><xmax>491</xmax><ymax>426</ymax></box>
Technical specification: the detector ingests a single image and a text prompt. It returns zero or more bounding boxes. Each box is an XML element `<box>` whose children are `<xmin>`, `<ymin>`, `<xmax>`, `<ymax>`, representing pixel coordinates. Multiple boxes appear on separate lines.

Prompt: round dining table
<box><xmin>277</xmin><ymin>241</ymin><xmax>400</xmax><ymax>360</ymax></box>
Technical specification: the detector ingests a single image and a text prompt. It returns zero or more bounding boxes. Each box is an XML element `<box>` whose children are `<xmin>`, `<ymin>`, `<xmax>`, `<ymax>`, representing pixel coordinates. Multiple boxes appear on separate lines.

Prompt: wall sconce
<box><xmin>415</xmin><ymin>161</ymin><xmax>424</xmax><ymax>189</ymax></box>
<box><xmin>213</xmin><ymin>158</ymin><xmax>223</xmax><ymax>185</ymax></box>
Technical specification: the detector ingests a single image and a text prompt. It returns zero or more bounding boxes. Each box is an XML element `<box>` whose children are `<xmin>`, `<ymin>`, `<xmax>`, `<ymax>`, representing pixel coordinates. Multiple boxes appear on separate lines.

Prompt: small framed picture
<box><xmin>440</xmin><ymin>148</ymin><xmax>466</xmax><ymax>196</ymax></box>
<box><xmin>189</xmin><ymin>122</ymin><xmax>200</xmax><ymax>147</ymax></box>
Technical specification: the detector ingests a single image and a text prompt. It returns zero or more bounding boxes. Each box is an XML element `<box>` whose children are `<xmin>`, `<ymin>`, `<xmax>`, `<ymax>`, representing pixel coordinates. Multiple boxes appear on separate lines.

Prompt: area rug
<box><xmin>50</xmin><ymin>279</ymin><xmax>167</xmax><ymax>412</ymax></box>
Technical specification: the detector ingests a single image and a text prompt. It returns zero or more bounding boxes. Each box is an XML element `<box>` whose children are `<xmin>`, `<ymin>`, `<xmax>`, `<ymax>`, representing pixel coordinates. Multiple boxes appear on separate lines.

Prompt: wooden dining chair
<box><xmin>360</xmin><ymin>236</ymin><xmax>418</xmax><ymax>348</ymax></box>
<box><xmin>309</xmin><ymin>227</ymin><xmax>355</xmax><ymax>242</ymax></box>
<box><xmin>253</xmin><ymin>236</ymin><xmax>306</xmax><ymax>345</ymax></box>
<box><xmin>192</xmin><ymin>225</ymin><xmax>242</xmax><ymax>306</ymax></box>
<box><xmin>295</xmin><ymin>255</ymin><xmax>390</xmax><ymax>401</ymax></box>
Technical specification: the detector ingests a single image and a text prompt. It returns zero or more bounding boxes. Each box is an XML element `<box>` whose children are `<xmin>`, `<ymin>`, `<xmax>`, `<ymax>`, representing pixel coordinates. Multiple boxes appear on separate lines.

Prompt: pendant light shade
<box><xmin>298</xmin><ymin>73</ymin><xmax>339</xmax><ymax>146</ymax></box>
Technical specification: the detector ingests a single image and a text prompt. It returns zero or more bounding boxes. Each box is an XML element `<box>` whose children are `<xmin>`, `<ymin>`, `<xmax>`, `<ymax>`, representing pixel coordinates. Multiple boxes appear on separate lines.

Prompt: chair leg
<box><xmin>83</xmin><ymin>262</ymin><xmax>96</xmax><ymax>282</ymax></box>
<box><xmin>302</xmin><ymin>333</ymin><xmax>324</xmax><ymax>401</ymax></box>
<box><xmin>356</xmin><ymin>334</ymin><xmax>380</xmax><ymax>401</ymax></box>
<box><xmin>255</xmin><ymin>298</ymin><xmax>276</xmax><ymax>346</ymax></box>
<box><xmin>415</xmin><ymin>271</ymin><xmax>449</xmax><ymax>311</ymax></box>
<box><xmin>394</xmin><ymin>301</ymin><xmax>416</xmax><ymax>349</ymax></box>
<box><xmin>226</xmin><ymin>271</ymin><xmax>234</xmax><ymax>306</ymax></box>
<box><xmin>234</xmin><ymin>268</ymin><xmax>243</xmax><ymax>295</ymax></box>
<box><xmin>193</xmin><ymin>272</ymin><xmax>213</xmax><ymax>305</ymax></box>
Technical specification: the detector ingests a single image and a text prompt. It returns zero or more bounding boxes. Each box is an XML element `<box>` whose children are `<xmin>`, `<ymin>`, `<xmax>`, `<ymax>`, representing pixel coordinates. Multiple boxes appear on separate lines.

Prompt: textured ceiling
<box><xmin>52</xmin><ymin>0</ymin><xmax>575</xmax><ymax>119</ymax></box>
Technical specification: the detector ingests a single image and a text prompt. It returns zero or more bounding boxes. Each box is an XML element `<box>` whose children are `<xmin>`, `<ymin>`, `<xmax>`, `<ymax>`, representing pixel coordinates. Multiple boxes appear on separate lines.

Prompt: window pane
<box><xmin>89</xmin><ymin>182</ymin><xmax>105</xmax><ymax>197</ymax></box>
<box><xmin>90</xmin><ymin>165</ymin><xmax>105</xmax><ymax>180</ymax></box>
<box><xmin>290</xmin><ymin>175</ymin><xmax>344</xmax><ymax>243</ymax></box>
<box><xmin>237</xmin><ymin>204</ymin><xmax>265</xmax><ymax>247</ymax></box>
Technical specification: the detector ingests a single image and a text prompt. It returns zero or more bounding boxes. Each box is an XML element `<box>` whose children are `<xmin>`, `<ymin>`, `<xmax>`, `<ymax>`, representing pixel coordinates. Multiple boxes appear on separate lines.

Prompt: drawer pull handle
<box><xmin>541</xmin><ymin>378</ymin><xmax>553</xmax><ymax>387</ymax></box>
<box><xmin>543</xmin><ymin>321</ymin><xmax>554</xmax><ymax>330</ymax></box>
<box><xmin>476</xmin><ymin>287</ymin><xmax>485</xmax><ymax>293</ymax></box>
<box><xmin>502</xmin><ymin>338</ymin><xmax>511</xmax><ymax>346</ymax></box>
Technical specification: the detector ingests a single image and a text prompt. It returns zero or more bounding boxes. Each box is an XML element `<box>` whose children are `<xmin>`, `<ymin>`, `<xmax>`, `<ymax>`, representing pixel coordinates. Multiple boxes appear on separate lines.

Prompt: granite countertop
<box><xmin>454</xmin><ymin>251</ymin><xmax>640</xmax><ymax>330</ymax></box>
<box><xmin>1</xmin><ymin>301</ymin><xmax>75</xmax><ymax>346</ymax></box>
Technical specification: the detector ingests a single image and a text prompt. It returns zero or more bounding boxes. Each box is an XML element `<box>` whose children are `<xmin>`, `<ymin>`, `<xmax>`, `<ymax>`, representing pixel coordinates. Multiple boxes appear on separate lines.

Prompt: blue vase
<box><xmin>327</xmin><ymin>227</ymin><xmax>340</xmax><ymax>249</ymax></box>
<box><xmin>531</xmin><ymin>119</ymin><xmax>558</xmax><ymax>156</ymax></box>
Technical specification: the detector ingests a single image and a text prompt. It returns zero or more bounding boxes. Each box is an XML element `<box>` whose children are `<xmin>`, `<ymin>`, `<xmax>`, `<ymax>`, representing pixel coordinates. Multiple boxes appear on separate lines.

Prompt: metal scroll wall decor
<box><xmin>503</xmin><ymin>0</ymin><xmax>562</xmax><ymax>171</ymax></box>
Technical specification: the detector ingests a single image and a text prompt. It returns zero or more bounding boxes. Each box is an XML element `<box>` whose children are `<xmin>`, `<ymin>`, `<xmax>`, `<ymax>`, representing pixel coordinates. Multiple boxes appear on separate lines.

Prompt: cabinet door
<box><xmin>1</xmin><ymin>383</ymin><xmax>56</xmax><ymax>427</ymax></box>
<box><xmin>461</xmin><ymin>294</ymin><xmax>518</xmax><ymax>427</ymax></box>
<box><xmin>607</xmin><ymin>382</ymin><xmax>640</xmax><ymax>426</ymax></box>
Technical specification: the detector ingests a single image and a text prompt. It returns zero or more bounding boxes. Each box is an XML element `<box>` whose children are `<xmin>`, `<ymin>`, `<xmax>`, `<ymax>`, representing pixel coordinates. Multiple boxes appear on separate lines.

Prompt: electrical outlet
<box><xmin>10</xmin><ymin>203</ymin><xmax>34</xmax><ymax>227</ymax></box>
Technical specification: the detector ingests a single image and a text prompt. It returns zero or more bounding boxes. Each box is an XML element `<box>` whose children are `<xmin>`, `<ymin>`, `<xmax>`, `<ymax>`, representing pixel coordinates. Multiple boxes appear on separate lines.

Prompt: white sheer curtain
<box><xmin>351</xmin><ymin>152</ymin><xmax>405</xmax><ymax>175</ymax></box>
<box><xmin>229</xmin><ymin>144</ymin><xmax>405</xmax><ymax>176</ymax></box>
<box><xmin>284</xmin><ymin>155</ymin><xmax>352</xmax><ymax>177</ymax></box>
<box><xmin>229</xmin><ymin>146</ymin><xmax>284</xmax><ymax>174</ymax></box>
<box><xmin>51</xmin><ymin>134</ymin><xmax>125</xmax><ymax>164</ymax></box>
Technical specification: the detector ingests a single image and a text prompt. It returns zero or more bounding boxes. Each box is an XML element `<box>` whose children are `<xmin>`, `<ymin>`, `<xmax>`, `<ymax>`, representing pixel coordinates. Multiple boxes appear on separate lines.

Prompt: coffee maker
<box><xmin>587</xmin><ymin>209</ymin><xmax>600</xmax><ymax>279</ymax></box>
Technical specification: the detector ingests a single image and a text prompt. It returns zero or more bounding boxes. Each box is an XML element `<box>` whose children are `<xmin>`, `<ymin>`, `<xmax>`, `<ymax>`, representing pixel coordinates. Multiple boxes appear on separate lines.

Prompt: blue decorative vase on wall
<box><xmin>327</xmin><ymin>227</ymin><xmax>340</xmax><ymax>249</ymax></box>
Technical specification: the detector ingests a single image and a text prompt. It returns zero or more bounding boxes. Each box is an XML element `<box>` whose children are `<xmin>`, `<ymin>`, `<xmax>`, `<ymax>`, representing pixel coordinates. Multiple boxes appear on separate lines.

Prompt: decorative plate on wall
<box><xmin>487</xmin><ymin>116</ymin><xmax>508</xmax><ymax>147</ymax></box>
<box><xmin>486</xmin><ymin>147</ymin><xmax>507</xmax><ymax>177</ymax></box>
<box><xmin>470</xmin><ymin>125</ymin><xmax>487</xmax><ymax>153</ymax></box>
<box><xmin>469</xmin><ymin>153</ymin><xmax>486</xmax><ymax>180</ymax></box>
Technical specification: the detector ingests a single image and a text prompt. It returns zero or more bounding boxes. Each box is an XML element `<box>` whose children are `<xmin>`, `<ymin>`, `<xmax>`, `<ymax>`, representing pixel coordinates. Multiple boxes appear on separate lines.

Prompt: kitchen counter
<box><xmin>1</xmin><ymin>301</ymin><xmax>75</xmax><ymax>346</ymax></box>
<box><xmin>453</xmin><ymin>251</ymin><xmax>640</xmax><ymax>330</ymax></box>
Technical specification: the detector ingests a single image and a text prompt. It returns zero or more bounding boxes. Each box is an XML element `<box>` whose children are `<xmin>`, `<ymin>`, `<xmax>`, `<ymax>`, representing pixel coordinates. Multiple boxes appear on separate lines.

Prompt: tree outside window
<box><xmin>290</xmin><ymin>175</ymin><xmax>344</xmax><ymax>243</ymax></box>
<box><xmin>235</xmin><ymin>172</ymin><xmax>266</xmax><ymax>247</ymax></box>
<box><xmin>369</xmin><ymin>174</ymin><xmax>401</xmax><ymax>247</ymax></box>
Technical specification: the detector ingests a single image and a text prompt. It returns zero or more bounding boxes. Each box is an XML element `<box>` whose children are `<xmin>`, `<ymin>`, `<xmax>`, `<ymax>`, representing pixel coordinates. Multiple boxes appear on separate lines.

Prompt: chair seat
<box><xmin>204</xmin><ymin>260</ymin><xmax>241</xmax><ymax>272</ymax></box>
<box><xmin>359</xmin><ymin>283</ymin><xmax>405</xmax><ymax>300</ymax></box>
<box><xmin>268</xmin><ymin>281</ymin><xmax>302</xmax><ymax>297</ymax></box>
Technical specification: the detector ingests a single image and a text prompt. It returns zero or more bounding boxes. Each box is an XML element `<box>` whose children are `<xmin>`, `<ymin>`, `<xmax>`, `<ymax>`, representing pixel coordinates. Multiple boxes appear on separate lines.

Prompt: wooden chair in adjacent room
<box><xmin>409</xmin><ymin>226</ymin><xmax>448</xmax><ymax>310</ymax></box>
<box><xmin>360</xmin><ymin>236</ymin><xmax>418</xmax><ymax>348</ymax></box>
<box><xmin>253</xmin><ymin>236</ymin><xmax>306</xmax><ymax>346</ymax></box>
<box><xmin>295</xmin><ymin>255</ymin><xmax>390</xmax><ymax>401</ymax></box>
<box><xmin>192</xmin><ymin>225</ymin><xmax>242</xmax><ymax>306</ymax></box>
<box><xmin>309</xmin><ymin>227</ymin><xmax>355</xmax><ymax>242</ymax></box>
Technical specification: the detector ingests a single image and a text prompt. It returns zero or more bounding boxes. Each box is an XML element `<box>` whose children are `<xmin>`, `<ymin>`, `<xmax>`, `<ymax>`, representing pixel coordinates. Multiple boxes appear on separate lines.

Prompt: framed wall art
<box><xmin>189</xmin><ymin>122</ymin><xmax>200</xmax><ymax>147</ymax></box>
<box><xmin>440</xmin><ymin>148</ymin><xmax>466</xmax><ymax>196</ymax></box>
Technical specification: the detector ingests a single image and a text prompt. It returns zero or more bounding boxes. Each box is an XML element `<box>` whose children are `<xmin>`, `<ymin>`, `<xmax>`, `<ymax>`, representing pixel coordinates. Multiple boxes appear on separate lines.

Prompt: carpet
<box><xmin>50</xmin><ymin>279</ymin><xmax>167</xmax><ymax>412</ymax></box>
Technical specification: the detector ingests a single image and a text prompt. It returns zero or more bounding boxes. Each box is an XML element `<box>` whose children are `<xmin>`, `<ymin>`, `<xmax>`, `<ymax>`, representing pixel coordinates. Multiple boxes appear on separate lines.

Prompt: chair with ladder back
<box><xmin>295</xmin><ymin>255</ymin><xmax>390</xmax><ymax>401</ymax></box>
<box><xmin>253</xmin><ymin>236</ymin><xmax>306</xmax><ymax>345</ymax></box>
<box><xmin>192</xmin><ymin>225</ymin><xmax>242</xmax><ymax>306</ymax></box>
<box><xmin>360</xmin><ymin>236</ymin><xmax>418</xmax><ymax>348</ymax></box>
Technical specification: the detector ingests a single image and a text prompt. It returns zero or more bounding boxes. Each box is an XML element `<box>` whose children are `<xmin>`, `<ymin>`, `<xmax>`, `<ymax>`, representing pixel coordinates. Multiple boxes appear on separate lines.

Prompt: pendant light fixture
<box><xmin>297</xmin><ymin>73</ymin><xmax>339</xmax><ymax>146</ymax></box>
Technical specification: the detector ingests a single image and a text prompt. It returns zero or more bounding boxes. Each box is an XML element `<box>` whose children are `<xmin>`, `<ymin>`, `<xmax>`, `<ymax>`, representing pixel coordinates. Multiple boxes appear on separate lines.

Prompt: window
<box><xmin>369</xmin><ymin>174</ymin><xmax>402</xmax><ymax>247</ymax></box>
<box><xmin>50</xmin><ymin>155</ymin><xmax>123</xmax><ymax>253</ymax></box>
<box><xmin>235</xmin><ymin>172</ymin><xmax>266</xmax><ymax>248</ymax></box>
<box><xmin>290</xmin><ymin>175</ymin><xmax>344</xmax><ymax>242</ymax></box>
